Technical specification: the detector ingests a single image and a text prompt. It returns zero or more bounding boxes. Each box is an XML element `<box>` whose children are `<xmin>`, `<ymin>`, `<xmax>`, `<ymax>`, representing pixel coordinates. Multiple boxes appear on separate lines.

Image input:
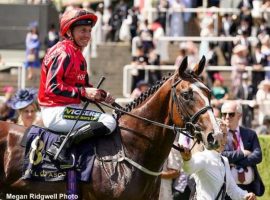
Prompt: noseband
<box><xmin>170</xmin><ymin>78</ymin><xmax>213</xmax><ymax>140</ymax></box>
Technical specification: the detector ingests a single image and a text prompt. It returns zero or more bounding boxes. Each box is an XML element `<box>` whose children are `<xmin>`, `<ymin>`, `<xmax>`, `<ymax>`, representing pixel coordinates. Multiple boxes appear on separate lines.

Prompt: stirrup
<box><xmin>59</xmin><ymin>153</ymin><xmax>76</xmax><ymax>170</ymax></box>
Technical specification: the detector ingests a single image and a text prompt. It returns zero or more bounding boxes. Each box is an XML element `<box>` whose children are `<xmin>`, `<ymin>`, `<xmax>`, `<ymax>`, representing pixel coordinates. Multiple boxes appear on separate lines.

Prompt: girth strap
<box><xmin>123</xmin><ymin>156</ymin><xmax>162</xmax><ymax>176</ymax></box>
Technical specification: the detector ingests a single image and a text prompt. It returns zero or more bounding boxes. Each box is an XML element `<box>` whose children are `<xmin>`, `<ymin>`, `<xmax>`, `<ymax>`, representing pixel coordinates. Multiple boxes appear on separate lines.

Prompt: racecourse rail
<box><xmin>123</xmin><ymin>64</ymin><xmax>270</xmax><ymax>98</ymax></box>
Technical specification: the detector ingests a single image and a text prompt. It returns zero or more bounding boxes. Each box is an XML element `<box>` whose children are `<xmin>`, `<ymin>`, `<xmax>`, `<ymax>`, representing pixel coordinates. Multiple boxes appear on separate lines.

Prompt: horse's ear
<box><xmin>178</xmin><ymin>56</ymin><xmax>188</xmax><ymax>78</ymax></box>
<box><xmin>193</xmin><ymin>56</ymin><xmax>205</xmax><ymax>76</ymax></box>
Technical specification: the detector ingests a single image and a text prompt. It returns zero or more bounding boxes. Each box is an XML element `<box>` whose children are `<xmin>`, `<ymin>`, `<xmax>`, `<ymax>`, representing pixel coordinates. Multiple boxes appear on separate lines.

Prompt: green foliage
<box><xmin>257</xmin><ymin>135</ymin><xmax>270</xmax><ymax>200</ymax></box>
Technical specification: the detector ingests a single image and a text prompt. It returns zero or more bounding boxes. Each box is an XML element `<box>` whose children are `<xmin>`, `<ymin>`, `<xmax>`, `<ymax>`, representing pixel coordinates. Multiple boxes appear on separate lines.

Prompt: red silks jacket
<box><xmin>38</xmin><ymin>40</ymin><xmax>91</xmax><ymax>107</ymax></box>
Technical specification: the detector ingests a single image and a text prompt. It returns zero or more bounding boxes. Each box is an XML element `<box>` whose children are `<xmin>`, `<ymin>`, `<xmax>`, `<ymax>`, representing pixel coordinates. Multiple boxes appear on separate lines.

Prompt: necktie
<box><xmin>230</xmin><ymin>130</ymin><xmax>238</xmax><ymax>150</ymax></box>
<box><xmin>238</xmin><ymin>168</ymin><xmax>246</xmax><ymax>184</ymax></box>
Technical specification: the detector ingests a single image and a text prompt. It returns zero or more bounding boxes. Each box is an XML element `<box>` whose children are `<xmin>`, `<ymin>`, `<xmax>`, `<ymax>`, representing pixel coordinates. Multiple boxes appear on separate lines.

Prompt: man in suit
<box><xmin>221</xmin><ymin>101</ymin><xmax>265</xmax><ymax>199</ymax></box>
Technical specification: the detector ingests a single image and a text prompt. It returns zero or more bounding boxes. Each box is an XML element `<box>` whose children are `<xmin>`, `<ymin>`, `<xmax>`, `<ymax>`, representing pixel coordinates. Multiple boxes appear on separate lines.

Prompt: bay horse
<box><xmin>0</xmin><ymin>57</ymin><xmax>222</xmax><ymax>199</ymax></box>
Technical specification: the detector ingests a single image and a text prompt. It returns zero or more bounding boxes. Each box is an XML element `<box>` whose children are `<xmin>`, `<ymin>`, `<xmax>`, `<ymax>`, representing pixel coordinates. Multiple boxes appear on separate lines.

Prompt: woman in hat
<box><xmin>231</xmin><ymin>44</ymin><xmax>251</xmax><ymax>98</ymax></box>
<box><xmin>25</xmin><ymin>21</ymin><xmax>41</xmax><ymax>80</ymax></box>
<box><xmin>9</xmin><ymin>88</ymin><xmax>40</xmax><ymax>128</ymax></box>
<box><xmin>38</xmin><ymin>8</ymin><xmax>116</xmax><ymax>165</ymax></box>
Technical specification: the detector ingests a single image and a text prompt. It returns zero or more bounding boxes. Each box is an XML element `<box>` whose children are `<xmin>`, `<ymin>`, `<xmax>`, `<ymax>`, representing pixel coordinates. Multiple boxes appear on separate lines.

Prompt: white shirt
<box><xmin>183</xmin><ymin>149</ymin><xmax>248</xmax><ymax>200</ymax></box>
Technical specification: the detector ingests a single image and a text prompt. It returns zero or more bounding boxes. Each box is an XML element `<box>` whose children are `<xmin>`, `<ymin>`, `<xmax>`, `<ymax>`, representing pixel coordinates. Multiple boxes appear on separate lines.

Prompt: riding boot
<box><xmin>46</xmin><ymin>122</ymin><xmax>111</xmax><ymax>167</ymax></box>
<box><xmin>70</xmin><ymin>122</ymin><xmax>111</xmax><ymax>145</ymax></box>
<box><xmin>46</xmin><ymin>137</ymin><xmax>74</xmax><ymax>168</ymax></box>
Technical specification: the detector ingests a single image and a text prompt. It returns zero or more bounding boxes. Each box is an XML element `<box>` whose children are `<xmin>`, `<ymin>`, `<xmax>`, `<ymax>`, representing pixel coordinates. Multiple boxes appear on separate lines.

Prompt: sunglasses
<box><xmin>221</xmin><ymin>112</ymin><xmax>236</xmax><ymax>118</ymax></box>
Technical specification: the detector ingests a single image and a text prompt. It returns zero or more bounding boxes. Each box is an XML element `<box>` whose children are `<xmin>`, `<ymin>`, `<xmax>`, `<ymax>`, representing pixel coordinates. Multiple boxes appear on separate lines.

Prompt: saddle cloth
<box><xmin>21</xmin><ymin>126</ymin><xmax>95</xmax><ymax>182</ymax></box>
<box><xmin>21</xmin><ymin>125</ymin><xmax>123</xmax><ymax>182</ymax></box>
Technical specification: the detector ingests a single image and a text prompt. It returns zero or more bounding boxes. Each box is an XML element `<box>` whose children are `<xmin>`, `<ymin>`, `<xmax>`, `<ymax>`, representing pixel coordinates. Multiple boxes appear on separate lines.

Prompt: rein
<box><xmin>99</xmin><ymin>102</ymin><xmax>192</xmax><ymax>138</ymax></box>
<box><xmin>96</xmin><ymin>75</ymin><xmax>212</xmax><ymax>176</ymax></box>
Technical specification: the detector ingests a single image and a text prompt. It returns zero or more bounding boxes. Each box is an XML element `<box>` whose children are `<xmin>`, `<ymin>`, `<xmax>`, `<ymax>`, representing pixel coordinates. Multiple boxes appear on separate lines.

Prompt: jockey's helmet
<box><xmin>60</xmin><ymin>8</ymin><xmax>97</xmax><ymax>37</ymax></box>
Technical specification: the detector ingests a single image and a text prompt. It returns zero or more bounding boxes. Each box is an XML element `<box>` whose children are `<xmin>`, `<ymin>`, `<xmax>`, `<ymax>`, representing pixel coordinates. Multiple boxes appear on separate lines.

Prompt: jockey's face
<box><xmin>70</xmin><ymin>25</ymin><xmax>92</xmax><ymax>48</ymax></box>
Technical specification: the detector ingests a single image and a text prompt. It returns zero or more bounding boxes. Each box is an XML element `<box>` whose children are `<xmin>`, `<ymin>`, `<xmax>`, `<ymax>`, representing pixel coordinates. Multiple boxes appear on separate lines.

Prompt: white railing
<box><xmin>157</xmin><ymin>36</ymin><xmax>257</xmax><ymax>42</ymax></box>
<box><xmin>132</xmin><ymin>35</ymin><xmax>258</xmax><ymax>59</ymax></box>
<box><xmin>145</xmin><ymin>6</ymin><xmax>270</xmax><ymax>23</ymax></box>
<box><xmin>123</xmin><ymin>64</ymin><xmax>270</xmax><ymax>97</ymax></box>
<box><xmin>0</xmin><ymin>62</ymin><xmax>26</xmax><ymax>89</ymax></box>
<box><xmin>148</xmin><ymin>7</ymin><xmax>270</xmax><ymax>14</ymax></box>
<box><xmin>136</xmin><ymin>6</ymin><xmax>266</xmax><ymax>59</ymax></box>
<box><xmin>123</xmin><ymin>64</ymin><xmax>176</xmax><ymax>97</ymax></box>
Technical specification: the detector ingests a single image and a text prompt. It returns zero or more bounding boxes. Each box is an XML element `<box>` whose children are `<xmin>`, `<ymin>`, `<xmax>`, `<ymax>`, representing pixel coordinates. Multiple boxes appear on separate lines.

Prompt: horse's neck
<box><xmin>122</xmin><ymin>84</ymin><xmax>171</xmax><ymax>128</ymax></box>
<box><xmin>132</xmin><ymin>92</ymin><xmax>169</xmax><ymax>121</ymax></box>
<box><xmin>119</xmin><ymin>84</ymin><xmax>175</xmax><ymax>170</ymax></box>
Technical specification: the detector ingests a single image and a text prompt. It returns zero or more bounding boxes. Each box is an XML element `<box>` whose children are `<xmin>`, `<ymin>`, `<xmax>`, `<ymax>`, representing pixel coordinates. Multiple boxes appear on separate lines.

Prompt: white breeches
<box><xmin>40</xmin><ymin>105</ymin><xmax>116</xmax><ymax>133</ymax></box>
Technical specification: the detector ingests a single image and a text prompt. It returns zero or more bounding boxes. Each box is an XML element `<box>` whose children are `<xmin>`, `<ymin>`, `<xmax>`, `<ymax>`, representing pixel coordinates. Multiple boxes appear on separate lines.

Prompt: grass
<box><xmin>257</xmin><ymin>135</ymin><xmax>270</xmax><ymax>200</ymax></box>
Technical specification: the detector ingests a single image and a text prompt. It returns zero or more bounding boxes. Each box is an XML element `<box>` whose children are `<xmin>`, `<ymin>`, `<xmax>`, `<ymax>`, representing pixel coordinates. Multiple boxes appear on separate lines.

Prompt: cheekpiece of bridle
<box><xmin>170</xmin><ymin>75</ymin><xmax>213</xmax><ymax>141</ymax></box>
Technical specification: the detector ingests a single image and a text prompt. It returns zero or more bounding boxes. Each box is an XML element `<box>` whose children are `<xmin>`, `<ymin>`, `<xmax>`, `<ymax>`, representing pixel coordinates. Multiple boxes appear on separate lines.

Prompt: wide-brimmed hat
<box><xmin>213</xmin><ymin>73</ymin><xmax>224</xmax><ymax>83</ymax></box>
<box><xmin>8</xmin><ymin>88</ymin><xmax>37</xmax><ymax>110</ymax></box>
<box><xmin>28</xmin><ymin>21</ymin><xmax>38</xmax><ymax>30</ymax></box>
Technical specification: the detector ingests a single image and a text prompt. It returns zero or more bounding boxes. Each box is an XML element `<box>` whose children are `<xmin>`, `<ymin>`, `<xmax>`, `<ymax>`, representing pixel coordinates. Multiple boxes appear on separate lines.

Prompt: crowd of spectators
<box><xmin>2</xmin><ymin>0</ymin><xmax>270</xmax><ymax>130</ymax></box>
<box><xmin>104</xmin><ymin>0</ymin><xmax>270</xmax><ymax>132</ymax></box>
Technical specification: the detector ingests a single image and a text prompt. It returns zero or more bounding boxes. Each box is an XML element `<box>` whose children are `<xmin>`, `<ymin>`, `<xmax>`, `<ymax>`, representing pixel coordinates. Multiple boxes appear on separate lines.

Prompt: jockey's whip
<box><xmin>53</xmin><ymin>76</ymin><xmax>106</xmax><ymax>161</ymax></box>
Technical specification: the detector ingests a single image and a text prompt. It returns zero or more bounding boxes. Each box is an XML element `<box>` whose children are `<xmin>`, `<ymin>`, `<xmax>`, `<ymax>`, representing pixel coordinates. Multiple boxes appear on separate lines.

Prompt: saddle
<box><xmin>21</xmin><ymin>125</ymin><xmax>123</xmax><ymax>182</ymax></box>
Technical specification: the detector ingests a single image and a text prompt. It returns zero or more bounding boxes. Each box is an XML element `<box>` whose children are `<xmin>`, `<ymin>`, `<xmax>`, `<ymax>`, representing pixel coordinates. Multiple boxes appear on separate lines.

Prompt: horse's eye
<box><xmin>181</xmin><ymin>90</ymin><xmax>194</xmax><ymax>101</ymax></box>
<box><xmin>181</xmin><ymin>91</ymin><xmax>191</xmax><ymax>101</ymax></box>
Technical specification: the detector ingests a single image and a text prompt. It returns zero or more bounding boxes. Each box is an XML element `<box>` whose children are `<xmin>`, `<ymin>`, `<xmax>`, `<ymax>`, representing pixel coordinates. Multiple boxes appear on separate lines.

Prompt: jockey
<box><xmin>38</xmin><ymin>8</ymin><xmax>117</xmax><ymax>165</ymax></box>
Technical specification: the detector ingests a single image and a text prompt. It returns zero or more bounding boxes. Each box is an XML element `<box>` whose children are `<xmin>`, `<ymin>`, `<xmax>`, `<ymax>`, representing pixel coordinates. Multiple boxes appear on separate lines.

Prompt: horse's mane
<box><xmin>117</xmin><ymin>74</ymin><xmax>172</xmax><ymax>118</ymax></box>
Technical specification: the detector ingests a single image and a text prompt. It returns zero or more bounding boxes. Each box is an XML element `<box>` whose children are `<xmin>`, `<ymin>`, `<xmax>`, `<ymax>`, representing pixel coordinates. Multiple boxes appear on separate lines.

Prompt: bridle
<box><xmin>100</xmin><ymin>75</ymin><xmax>213</xmax><ymax>141</ymax></box>
<box><xmin>97</xmin><ymin>75</ymin><xmax>214</xmax><ymax>176</ymax></box>
<box><xmin>170</xmin><ymin>76</ymin><xmax>213</xmax><ymax>140</ymax></box>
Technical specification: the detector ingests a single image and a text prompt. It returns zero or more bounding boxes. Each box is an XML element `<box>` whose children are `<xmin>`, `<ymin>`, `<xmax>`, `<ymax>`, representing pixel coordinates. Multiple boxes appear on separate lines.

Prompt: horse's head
<box><xmin>171</xmin><ymin>56</ymin><xmax>222</xmax><ymax>149</ymax></box>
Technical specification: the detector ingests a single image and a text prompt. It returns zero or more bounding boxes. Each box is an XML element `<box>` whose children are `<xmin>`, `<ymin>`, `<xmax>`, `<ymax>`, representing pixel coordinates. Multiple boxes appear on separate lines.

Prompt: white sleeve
<box><xmin>224</xmin><ymin>157</ymin><xmax>248</xmax><ymax>200</ymax></box>
<box><xmin>183</xmin><ymin>152</ymin><xmax>206</xmax><ymax>174</ymax></box>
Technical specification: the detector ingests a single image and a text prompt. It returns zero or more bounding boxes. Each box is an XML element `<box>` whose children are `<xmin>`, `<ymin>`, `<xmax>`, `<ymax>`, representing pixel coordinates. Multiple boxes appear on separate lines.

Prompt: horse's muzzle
<box><xmin>206</xmin><ymin>132</ymin><xmax>219</xmax><ymax>150</ymax></box>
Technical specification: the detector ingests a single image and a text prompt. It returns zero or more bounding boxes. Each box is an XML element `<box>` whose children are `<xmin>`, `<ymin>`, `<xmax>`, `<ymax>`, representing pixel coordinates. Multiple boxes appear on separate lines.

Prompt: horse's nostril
<box><xmin>206</xmin><ymin>132</ymin><xmax>220</xmax><ymax>149</ymax></box>
<box><xmin>207</xmin><ymin>133</ymin><xmax>214</xmax><ymax>144</ymax></box>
